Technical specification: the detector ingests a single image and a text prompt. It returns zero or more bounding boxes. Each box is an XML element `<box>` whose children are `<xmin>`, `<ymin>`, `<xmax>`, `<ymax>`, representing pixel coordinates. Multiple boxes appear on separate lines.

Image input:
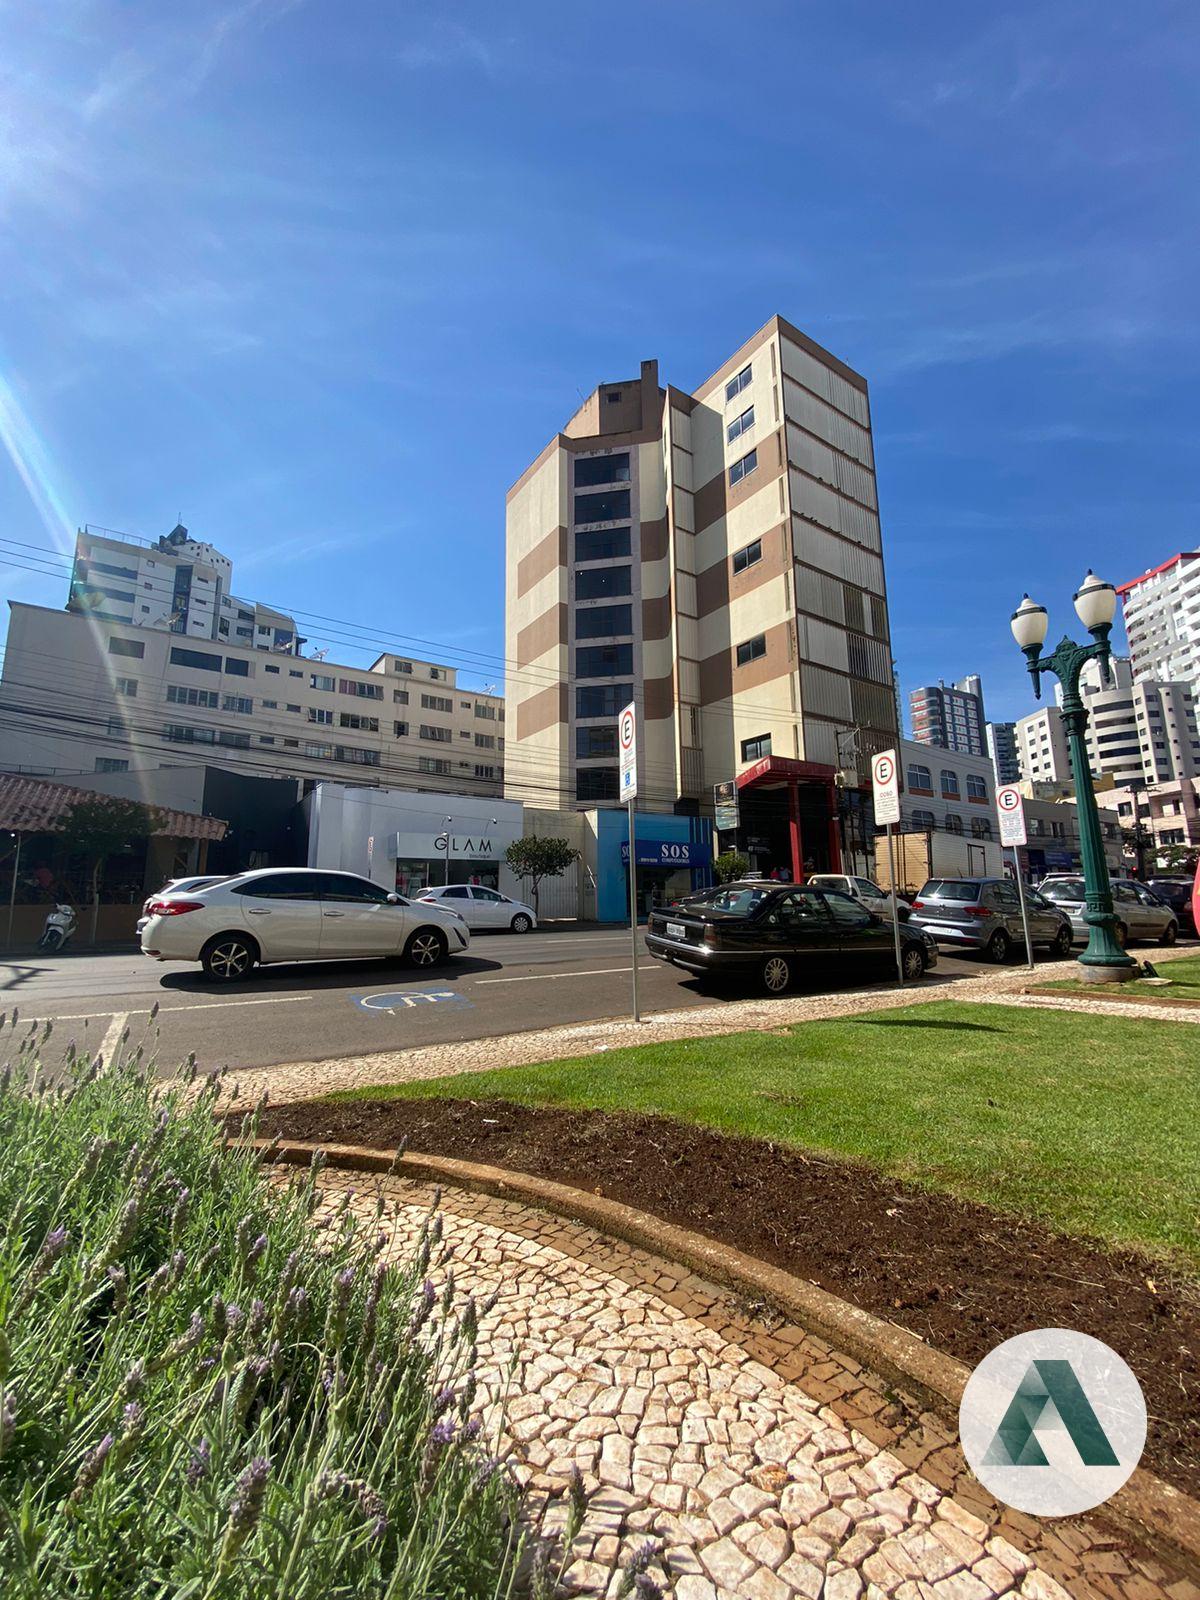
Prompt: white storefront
<box><xmin>304</xmin><ymin>784</ymin><xmax>527</xmax><ymax>899</ymax></box>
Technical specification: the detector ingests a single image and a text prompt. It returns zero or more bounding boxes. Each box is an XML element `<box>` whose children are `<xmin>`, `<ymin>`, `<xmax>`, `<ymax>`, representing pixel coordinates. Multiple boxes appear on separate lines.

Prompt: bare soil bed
<box><xmin>246</xmin><ymin>1095</ymin><xmax>1200</xmax><ymax>1497</ymax></box>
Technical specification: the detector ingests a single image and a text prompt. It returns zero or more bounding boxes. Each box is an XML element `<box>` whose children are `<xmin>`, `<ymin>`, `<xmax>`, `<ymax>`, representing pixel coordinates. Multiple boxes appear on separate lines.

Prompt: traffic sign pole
<box><xmin>618</xmin><ymin>702</ymin><xmax>641</xmax><ymax>1023</ymax></box>
<box><xmin>995</xmin><ymin>785</ymin><xmax>1034</xmax><ymax>971</ymax></box>
<box><xmin>870</xmin><ymin>749</ymin><xmax>904</xmax><ymax>986</ymax></box>
<box><xmin>886</xmin><ymin>824</ymin><xmax>903</xmax><ymax>985</ymax></box>
<box><xmin>628</xmin><ymin>799</ymin><xmax>640</xmax><ymax>1022</ymax></box>
<box><xmin>1013</xmin><ymin>852</ymin><xmax>1035</xmax><ymax>970</ymax></box>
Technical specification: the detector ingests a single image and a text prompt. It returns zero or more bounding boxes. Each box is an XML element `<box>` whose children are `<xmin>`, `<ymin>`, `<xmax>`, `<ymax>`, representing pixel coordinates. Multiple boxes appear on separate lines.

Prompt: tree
<box><xmin>57</xmin><ymin>797</ymin><xmax>163</xmax><ymax>943</ymax></box>
<box><xmin>713</xmin><ymin>849</ymin><xmax>749</xmax><ymax>883</ymax></box>
<box><xmin>1157</xmin><ymin>843</ymin><xmax>1199</xmax><ymax>877</ymax></box>
<box><xmin>503</xmin><ymin>836</ymin><xmax>580</xmax><ymax>915</ymax></box>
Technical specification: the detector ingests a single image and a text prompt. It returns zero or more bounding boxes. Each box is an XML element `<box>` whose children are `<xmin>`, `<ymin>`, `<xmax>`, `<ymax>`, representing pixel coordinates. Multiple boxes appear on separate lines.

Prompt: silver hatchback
<box><xmin>910</xmin><ymin>877</ymin><xmax>1074</xmax><ymax>963</ymax></box>
<box><xmin>1037</xmin><ymin>876</ymin><xmax>1179</xmax><ymax>948</ymax></box>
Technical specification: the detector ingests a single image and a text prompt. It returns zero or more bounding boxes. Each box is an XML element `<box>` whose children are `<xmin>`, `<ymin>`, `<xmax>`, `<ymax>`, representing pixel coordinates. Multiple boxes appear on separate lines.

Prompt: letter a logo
<box><xmin>982</xmin><ymin>1360</ymin><xmax>1119</xmax><ymax>1467</ymax></box>
<box><xmin>959</xmin><ymin>1330</ymin><xmax>1145</xmax><ymax>1516</ymax></box>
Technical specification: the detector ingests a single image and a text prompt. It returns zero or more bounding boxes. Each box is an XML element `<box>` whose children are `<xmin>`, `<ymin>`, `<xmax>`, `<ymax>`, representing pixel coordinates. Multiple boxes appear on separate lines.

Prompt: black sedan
<box><xmin>645</xmin><ymin>880</ymin><xmax>937</xmax><ymax>994</ymax></box>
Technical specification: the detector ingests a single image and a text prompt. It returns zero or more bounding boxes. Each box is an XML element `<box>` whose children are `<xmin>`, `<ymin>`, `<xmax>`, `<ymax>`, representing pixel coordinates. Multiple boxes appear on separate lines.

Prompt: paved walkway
<box><xmin>321</xmin><ymin>1168</ymin><xmax>1194</xmax><ymax>1600</ymax></box>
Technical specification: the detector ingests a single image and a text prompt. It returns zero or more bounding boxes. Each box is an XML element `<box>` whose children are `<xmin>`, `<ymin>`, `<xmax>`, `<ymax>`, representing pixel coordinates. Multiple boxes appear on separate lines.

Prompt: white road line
<box><xmin>97</xmin><ymin>1013</ymin><xmax>128</xmax><ymax>1069</ymax></box>
<box><xmin>476</xmin><ymin>965</ymin><xmax>657</xmax><ymax>984</ymax></box>
<box><xmin>17</xmin><ymin>996</ymin><xmax>314</xmax><ymax>1025</ymax></box>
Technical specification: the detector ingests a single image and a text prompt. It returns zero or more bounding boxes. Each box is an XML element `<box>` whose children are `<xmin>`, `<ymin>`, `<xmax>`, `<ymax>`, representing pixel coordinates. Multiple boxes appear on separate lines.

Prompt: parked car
<box><xmin>1143</xmin><ymin>877</ymin><xmax>1197</xmax><ymax>936</ymax></box>
<box><xmin>416</xmin><ymin>883</ymin><xmax>536</xmax><ymax>932</ymax></box>
<box><xmin>807</xmin><ymin>873</ymin><xmax>910</xmax><ymax>921</ymax></box>
<box><xmin>909</xmin><ymin>877</ymin><xmax>1074</xmax><ymax>963</ymax></box>
<box><xmin>140</xmin><ymin>867</ymin><xmax>470</xmax><ymax>981</ymax></box>
<box><xmin>140</xmin><ymin>875</ymin><xmax>227</xmax><ymax>921</ymax></box>
<box><xmin>1036</xmin><ymin>876</ymin><xmax>1179</xmax><ymax>947</ymax></box>
<box><xmin>645</xmin><ymin>879</ymin><xmax>937</xmax><ymax>994</ymax></box>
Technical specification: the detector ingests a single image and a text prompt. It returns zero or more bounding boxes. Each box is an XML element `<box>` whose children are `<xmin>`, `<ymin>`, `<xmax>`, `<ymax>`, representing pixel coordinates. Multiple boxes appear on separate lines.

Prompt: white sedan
<box><xmin>416</xmin><ymin>884</ymin><xmax>537</xmax><ymax>933</ymax></box>
<box><xmin>807</xmin><ymin>873</ymin><xmax>908</xmax><ymax>920</ymax></box>
<box><xmin>141</xmin><ymin>867</ymin><xmax>470</xmax><ymax>982</ymax></box>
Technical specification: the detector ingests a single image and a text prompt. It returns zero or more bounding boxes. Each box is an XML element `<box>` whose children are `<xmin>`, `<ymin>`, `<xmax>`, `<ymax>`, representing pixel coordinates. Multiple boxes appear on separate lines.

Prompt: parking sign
<box><xmin>996</xmin><ymin>784</ymin><xmax>1027</xmax><ymax>847</ymax></box>
<box><xmin>618</xmin><ymin>701</ymin><xmax>638</xmax><ymax>801</ymax></box>
<box><xmin>871</xmin><ymin>748</ymin><xmax>901</xmax><ymax>825</ymax></box>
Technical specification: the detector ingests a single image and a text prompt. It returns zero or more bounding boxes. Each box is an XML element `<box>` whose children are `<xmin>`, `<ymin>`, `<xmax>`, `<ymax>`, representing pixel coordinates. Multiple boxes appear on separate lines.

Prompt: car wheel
<box><xmin>1160</xmin><ymin>920</ymin><xmax>1178</xmax><ymax>947</ymax></box>
<box><xmin>405</xmin><ymin>927</ymin><xmax>447</xmax><ymax>968</ymax></box>
<box><xmin>1050</xmin><ymin>925</ymin><xmax>1073</xmax><ymax>958</ymax></box>
<box><xmin>761</xmin><ymin>955</ymin><xmax>792</xmax><ymax>995</ymax></box>
<box><xmin>901</xmin><ymin>944</ymin><xmax>925</xmax><ymax>981</ymax></box>
<box><xmin>985</xmin><ymin>930</ymin><xmax>1010</xmax><ymax>964</ymax></box>
<box><xmin>201</xmin><ymin>934</ymin><xmax>256</xmax><ymax>982</ymax></box>
<box><xmin>1114</xmin><ymin>921</ymin><xmax>1128</xmax><ymax>949</ymax></box>
<box><xmin>510</xmin><ymin>913</ymin><xmax>533</xmax><ymax>934</ymax></box>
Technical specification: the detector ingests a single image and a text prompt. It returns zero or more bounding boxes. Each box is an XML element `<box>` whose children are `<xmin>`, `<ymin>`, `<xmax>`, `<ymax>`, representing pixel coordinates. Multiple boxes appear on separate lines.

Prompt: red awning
<box><xmin>735</xmin><ymin>755</ymin><xmax>838</xmax><ymax>791</ymax></box>
<box><xmin>0</xmin><ymin>775</ymin><xmax>227</xmax><ymax>842</ymax></box>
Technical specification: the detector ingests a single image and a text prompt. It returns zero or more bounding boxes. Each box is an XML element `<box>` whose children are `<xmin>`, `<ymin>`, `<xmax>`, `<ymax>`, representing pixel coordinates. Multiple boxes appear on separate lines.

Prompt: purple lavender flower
<box><xmin>463</xmin><ymin>1416</ymin><xmax>482</xmax><ymax>1442</ymax></box>
<box><xmin>433</xmin><ymin>1386</ymin><xmax>455</xmax><ymax>1417</ymax></box>
<box><xmin>0</xmin><ymin>1390</ymin><xmax>16</xmax><ymax>1457</ymax></box>
<box><xmin>246</xmin><ymin>1234</ymin><xmax>268</xmax><ymax>1271</ymax></box>
<box><xmin>408</xmin><ymin>1278</ymin><xmax>436</xmax><ymax>1338</ymax></box>
<box><xmin>217</xmin><ymin>1455</ymin><xmax>270</xmax><ymax>1571</ymax></box>
<box><xmin>69</xmin><ymin>1432</ymin><xmax>114</xmax><ymax>1503</ymax></box>
<box><xmin>431</xmin><ymin>1417</ymin><xmax>456</xmax><ymax>1447</ymax></box>
<box><xmin>120</xmin><ymin>1359</ymin><xmax>146</xmax><ymax>1401</ymax></box>
<box><xmin>121</xmin><ymin>1401</ymin><xmax>144</xmax><ymax>1438</ymax></box>
<box><xmin>147</xmin><ymin>1263</ymin><xmax>171</xmax><ymax>1301</ymax></box>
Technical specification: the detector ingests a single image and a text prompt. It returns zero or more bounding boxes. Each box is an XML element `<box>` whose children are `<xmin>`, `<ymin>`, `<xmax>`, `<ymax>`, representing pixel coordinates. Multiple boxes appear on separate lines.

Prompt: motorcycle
<box><xmin>37</xmin><ymin>904</ymin><xmax>77</xmax><ymax>953</ymax></box>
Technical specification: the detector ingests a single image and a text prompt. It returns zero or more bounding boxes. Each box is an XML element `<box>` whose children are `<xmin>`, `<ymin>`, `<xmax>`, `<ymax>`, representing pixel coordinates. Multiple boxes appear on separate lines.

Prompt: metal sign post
<box><xmin>871</xmin><ymin>749</ymin><xmax>904</xmax><ymax>985</ymax></box>
<box><xmin>997</xmin><ymin>785</ymin><xmax>1034</xmax><ymax>969</ymax></box>
<box><xmin>618</xmin><ymin>702</ymin><xmax>640</xmax><ymax>1023</ymax></box>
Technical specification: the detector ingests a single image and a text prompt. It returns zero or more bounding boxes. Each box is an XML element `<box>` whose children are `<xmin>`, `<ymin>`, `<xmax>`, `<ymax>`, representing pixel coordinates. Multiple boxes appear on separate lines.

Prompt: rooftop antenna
<box><xmin>311</xmin><ymin>646</ymin><xmax>329</xmax><ymax>661</ymax></box>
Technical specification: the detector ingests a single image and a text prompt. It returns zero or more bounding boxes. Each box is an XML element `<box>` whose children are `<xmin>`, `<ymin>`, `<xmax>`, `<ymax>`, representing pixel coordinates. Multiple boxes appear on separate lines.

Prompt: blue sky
<box><xmin>1</xmin><ymin>0</ymin><xmax>1196</xmax><ymax>725</ymax></box>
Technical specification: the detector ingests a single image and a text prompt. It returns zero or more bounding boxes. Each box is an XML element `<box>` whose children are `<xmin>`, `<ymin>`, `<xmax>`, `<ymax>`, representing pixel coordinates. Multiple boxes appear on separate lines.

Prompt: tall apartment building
<box><xmin>1118</xmin><ymin>551</ymin><xmax>1200</xmax><ymax>691</ymax></box>
<box><xmin>1</xmin><ymin>527</ymin><xmax>505</xmax><ymax>795</ymax></box>
<box><xmin>505</xmin><ymin>316</ymin><xmax>897</xmax><ymax>877</ymax></box>
<box><xmin>986</xmin><ymin>721</ymin><xmax>1020</xmax><ymax>785</ymax></box>
<box><xmin>908</xmin><ymin>674</ymin><xmax>987</xmax><ymax>757</ymax></box>
<box><xmin>70</xmin><ymin>524</ymin><xmax>301</xmax><ymax>654</ymax></box>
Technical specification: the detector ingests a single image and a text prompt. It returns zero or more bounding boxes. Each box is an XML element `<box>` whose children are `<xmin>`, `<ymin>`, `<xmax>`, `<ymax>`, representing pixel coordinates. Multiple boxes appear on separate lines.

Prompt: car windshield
<box><xmin>705</xmin><ymin>886</ymin><xmax>772</xmax><ymax>916</ymax></box>
<box><xmin>918</xmin><ymin>880</ymin><xmax>981</xmax><ymax>901</ymax></box>
<box><xmin>1040</xmin><ymin>879</ymin><xmax>1086</xmax><ymax>902</ymax></box>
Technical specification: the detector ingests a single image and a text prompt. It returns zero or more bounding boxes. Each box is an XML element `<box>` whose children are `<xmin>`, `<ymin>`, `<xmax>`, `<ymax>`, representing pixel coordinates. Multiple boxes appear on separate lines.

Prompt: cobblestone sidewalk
<box><xmin>320</xmin><ymin>1169</ymin><xmax>1193</xmax><ymax>1600</ymax></box>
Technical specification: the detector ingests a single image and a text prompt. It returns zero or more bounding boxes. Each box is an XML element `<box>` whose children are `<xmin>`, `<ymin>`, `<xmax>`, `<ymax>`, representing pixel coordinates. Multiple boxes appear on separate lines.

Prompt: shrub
<box><xmin>0</xmin><ymin>1020</ymin><xmax>522</xmax><ymax>1598</ymax></box>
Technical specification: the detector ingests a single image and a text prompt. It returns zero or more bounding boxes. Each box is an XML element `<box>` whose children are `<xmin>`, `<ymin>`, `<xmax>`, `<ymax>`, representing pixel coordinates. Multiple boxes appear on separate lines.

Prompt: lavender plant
<box><xmin>0</xmin><ymin>1027</ymin><xmax>523</xmax><ymax>1598</ymax></box>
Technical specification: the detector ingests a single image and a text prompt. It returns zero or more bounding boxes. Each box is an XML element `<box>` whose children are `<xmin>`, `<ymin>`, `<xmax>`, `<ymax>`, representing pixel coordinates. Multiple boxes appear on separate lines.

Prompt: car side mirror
<box><xmin>387</xmin><ymin>892</ymin><xmax>401</xmax><ymax>904</ymax></box>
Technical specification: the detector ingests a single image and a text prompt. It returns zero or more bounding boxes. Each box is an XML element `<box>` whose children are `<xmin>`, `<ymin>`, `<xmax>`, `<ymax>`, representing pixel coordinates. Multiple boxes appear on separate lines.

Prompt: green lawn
<box><xmin>1042</xmin><ymin>955</ymin><xmax>1200</xmax><ymax>1000</ymax></box>
<box><xmin>333</xmin><ymin>1001</ymin><xmax>1200</xmax><ymax>1272</ymax></box>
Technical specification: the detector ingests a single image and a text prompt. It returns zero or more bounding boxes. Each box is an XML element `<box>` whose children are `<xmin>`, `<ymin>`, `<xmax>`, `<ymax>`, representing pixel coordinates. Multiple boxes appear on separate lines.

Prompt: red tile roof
<box><xmin>0</xmin><ymin>774</ymin><xmax>227</xmax><ymax>841</ymax></box>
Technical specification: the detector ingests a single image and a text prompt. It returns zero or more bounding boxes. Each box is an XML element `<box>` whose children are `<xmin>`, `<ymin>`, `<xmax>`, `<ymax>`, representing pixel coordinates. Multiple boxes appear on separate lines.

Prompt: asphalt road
<box><xmin>1</xmin><ymin>927</ymin><xmax>1190</xmax><ymax>1078</ymax></box>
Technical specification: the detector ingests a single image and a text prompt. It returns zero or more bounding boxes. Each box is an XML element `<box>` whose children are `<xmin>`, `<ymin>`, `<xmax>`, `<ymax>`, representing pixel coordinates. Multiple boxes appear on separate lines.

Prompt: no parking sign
<box><xmin>618</xmin><ymin>701</ymin><xmax>638</xmax><ymax>801</ymax></box>
<box><xmin>871</xmin><ymin>748</ymin><xmax>901</xmax><ymax>825</ymax></box>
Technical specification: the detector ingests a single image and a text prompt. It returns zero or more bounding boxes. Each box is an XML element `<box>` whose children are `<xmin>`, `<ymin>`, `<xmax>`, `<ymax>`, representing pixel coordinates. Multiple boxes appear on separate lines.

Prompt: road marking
<box><xmin>16</xmin><ymin>996</ymin><xmax>314</xmax><ymax>1025</ymax></box>
<box><xmin>98</xmin><ymin>1013</ymin><xmax>128</xmax><ymax>1069</ymax></box>
<box><xmin>355</xmin><ymin>988</ymin><xmax>473</xmax><ymax>1013</ymax></box>
<box><xmin>476</xmin><ymin>965</ymin><xmax>658</xmax><ymax>984</ymax></box>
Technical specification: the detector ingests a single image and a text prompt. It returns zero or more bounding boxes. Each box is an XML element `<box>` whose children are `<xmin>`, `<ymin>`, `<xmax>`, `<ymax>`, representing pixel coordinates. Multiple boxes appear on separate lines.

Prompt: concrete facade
<box><xmin>908</xmin><ymin>674</ymin><xmax>986</xmax><ymax>757</ymax></box>
<box><xmin>505</xmin><ymin>317</ymin><xmax>897</xmax><ymax>820</ymax></box>
<box><xmin>1119</xmin><ymin>549</ymin><xmax>1200</xmax><ymax>692</ymax></box>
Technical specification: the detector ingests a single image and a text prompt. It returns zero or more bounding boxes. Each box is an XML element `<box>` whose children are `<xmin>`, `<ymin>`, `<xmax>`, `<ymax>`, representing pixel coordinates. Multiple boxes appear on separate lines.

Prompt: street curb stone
<box><xmin>254</xmin><ymin>1137</ymin><xmax>1200</xmax><ymax>1581</ymax></box>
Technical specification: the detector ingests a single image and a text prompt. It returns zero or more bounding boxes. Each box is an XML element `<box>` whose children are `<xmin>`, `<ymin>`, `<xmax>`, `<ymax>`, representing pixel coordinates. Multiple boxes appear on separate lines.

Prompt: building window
<box><xmin>95</xmin><ymin>757</ymin><xmax>129</xmax><ymax>773</ymax></box>
<box><xmin>940</xmin><ymin>770</ymin><xmax>960</xmax><ymax>799</ymax></box>
<box><xmin>420</xmin><ymin>725</ymin><xmax>452</xmax><ymax>742</ymax></box>
<box><xmin>114</xmin><ymin>677</ymin><xmax>138</xmax><ymax>697</ymax></box>
<box><xmin>418</xmin><ymin>756</ymin><xmax>451</xmax><ymax>775</ymax></box>
<box><xmin>741</xmin><ymin>733</ymin><xmax>771</xmax><ymax>762</ymax></box>
<box><xmin>576</xmin><ymin>603</ymin><xmax>633</xmax><ymax>639</ymax></box>
<box><xmin>339</xmin><ymin>712</ymin><xmax>379</xmax><ymax>731</ymax></box>
<box><xmin>907</xmin><ymin>763</ymin><xmax>932</xmax><ymax>792</ymax></box>
<box><xmin>304</xmin><ymin>742</ymin><xmax>333</xmax><ymax>759</ymax></box>
<box><xmin>429</xmin><ymin>667</ymin><xmax>445</xmax><ymax>680</ymax></box>
<box><xmin>169</xmin><ymin>646</ymin><xmax>222</xmax><ymax>673</ymax></box>
<box><xmin>729</xmin><ymin>448</ymin><xmax>758</xmax><ymax>486</ymax></box>
<box><xmin>945</xmin><ymin>814</ymin><xmax>964</xmax><ymax>834</ymax></box>
<box><xmin>265</xmin><ymin>664</ymin><xmax>280</xmax><ymax>674</ymax></box>
<box><xmin>577</xmin><ymin>726</ymin><xmax>617</xmax><ymax>759</ymax></box>
<box><xmin>394</xmin><ymin>720</ymin><xmax>409</xmax><ymax>737</ymax></box>
<box><xmin>732</xmin><ymin>539</ymin><xmax>762</xmax><ymax>576</ymax></box>
<box><xmin>224</xmin><ymin>658</ymin><xmax>250</xmax><ymax>678</ymax></box>
<box><xmin>164</xmin><ymin>723</ymin><xmax>216</xmax><ymax>745</ymax></box>
<box><xmin>222</xmin><ymin>695</ymin><xmax>253</xmax><ymax>714</ymax></box>
<box><xmin>576</xmin><ymin>644</ymin><xmax>633</xmax><ymax>678</ymax></box>
<box><xmin>577</xmin><ymin>683</ymin><xmax>632</xmax><ymax>719</ymax></box>
<box><xmin>421</xmin><ymin>693</ymin><xmax>453</xmax><ymax>713</ymax></box>
<box><xmin>310</xmin><ymin>673</ymin><xmax>335</xmax><ymax>692</ymax></box>
<box><xmin>725</xmin><ymin>364</ymin><xmax>751</xmax><ymax>402</ymax></box>
<box><xmin>393</xmin><ymin>659</ymin><xmax>413</xmax><ymax>674</ymax></box>
<box><xmin>474</xmin><ymin>764</ymin><xmax>498</xmax><ymax>779</ymax></box>
<box><xmin>108</xmin><ymin>637</ymin><xmax>145</xmax><ymax>659</ymax></box>
<box><xmin>971</xmin><ymin>817</ymin><xmax>992</xmax><ymax>838</ymax></box>
<box><xmin>474</xmin><ymin>703</ymin><xmax>496</xmax><ymax>720</ymax></box>
<box><xmin>911</xmin><ymin>808</ymin><xmax>936</xmax><ymax>829</ymax></box>
<box><xmin>166</xmin><ymin>684</ymin><xmax>219</xmax><ymax>708</ymax></box>
<box><xmin>576</xmin><ymin>767</ymin><xmax>619</xmax><ymax>803</ymax></box>
<box><xmin>966</xmin><ymin>774</ymin><xmax>988</xmax><ymax>801</ymax></box>
<box><xmin>286</xmin><ymin>703</ymin><xmax>302</xmax><ymax>713</ymax></box>
<box><xmin>575</xmin><ymin>526</ymin><xmax>631</xmax><ymax>562</ymax></box>
<box><xmin>339</xmin><ymin>678</ymin><xmax>383</xmax><ymax>699</ymax></box>
<box><xmin>575</xmin><ymin>452</ymin><xmax>630</xmax><ymax>487</ymax></box>
<box><xmin>262</xmin><ymin>699</ymin><xmax>278</xmax><ymax>709</ymax></box>
<box><xmin>334</xmin><ymin>746</ymin><xmax>380</xmax><ymax>766</ymax></box>
<box><xmin>308</xmin><ymin>708</ymin><xmax>334</xmax><ymax>725</ymax></box>
<box><xmin>735</xmin><ymin>634</ymin><xmax>766</xmax><ymax>667</ymax></box>
<box><xmin>727</xmin><ymin>405</ymin><xmax>754</xmax><ymax>444</ymax></box>
<box><xmin>475</xmin><ymin>733</ymin><xmax>495</xmax><ymax>749</ymax></box>
<box><xmin>259</xmin><ymin>736</ymin><xmax>276</xmax><ymax>745</ymax></box>
<box><xmin>576</xmin><ymin>566</ymin><xmax>631</xmax><ymax>601</ymax></box>
<box><xmin>574</xmin><ymin>488</ymin><xmax>631</xmax><ymax>526</ymax></box>
<box><xmin>393</xmin><ymin>689</ymin><xmax>409</xmax><ymax>704</ymax></box>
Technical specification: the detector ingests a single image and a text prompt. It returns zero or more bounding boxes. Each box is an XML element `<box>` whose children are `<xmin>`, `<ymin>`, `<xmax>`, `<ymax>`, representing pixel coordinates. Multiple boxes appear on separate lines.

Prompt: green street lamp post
<box><xmin>1010</xmin><ymin>572</ymin><xmax>1136</xmax><ymax>981</ymax></box>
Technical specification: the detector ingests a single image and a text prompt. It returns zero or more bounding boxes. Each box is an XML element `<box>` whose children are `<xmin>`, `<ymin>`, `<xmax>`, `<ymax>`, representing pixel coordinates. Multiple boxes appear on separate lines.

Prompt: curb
<box><xmin>257</xmin><ymin>1137</ymin><xmax>1200</xmax><ymax>1579</ymax></box>
<box><xmin>1025</xmin><ymin>984</ymin><xmax>1200</xmax><ymax>1011</ymax></box>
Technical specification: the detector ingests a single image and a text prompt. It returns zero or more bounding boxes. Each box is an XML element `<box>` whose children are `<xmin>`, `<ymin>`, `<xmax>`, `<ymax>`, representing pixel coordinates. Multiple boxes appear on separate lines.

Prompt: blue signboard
<box><xmin>620</xmin><ymin>839</ymin><xmax>710</xmax><ymax>867</ymax></box>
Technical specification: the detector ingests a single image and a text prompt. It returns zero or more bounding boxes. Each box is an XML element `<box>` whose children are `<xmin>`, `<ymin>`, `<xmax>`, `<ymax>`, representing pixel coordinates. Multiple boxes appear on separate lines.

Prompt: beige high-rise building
<box><xmin>504</xmin><ymin>315</ymin><xmax>897</xmax><ymax>877</ymax></box>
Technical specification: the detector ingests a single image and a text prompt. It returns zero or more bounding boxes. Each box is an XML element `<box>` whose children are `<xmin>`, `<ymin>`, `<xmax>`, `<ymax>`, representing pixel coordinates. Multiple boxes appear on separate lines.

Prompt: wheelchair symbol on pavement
<box><xmin>354</xmin><ymin>987</ymin><xmax>474</xmax><ymax>1014</ymax></box>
